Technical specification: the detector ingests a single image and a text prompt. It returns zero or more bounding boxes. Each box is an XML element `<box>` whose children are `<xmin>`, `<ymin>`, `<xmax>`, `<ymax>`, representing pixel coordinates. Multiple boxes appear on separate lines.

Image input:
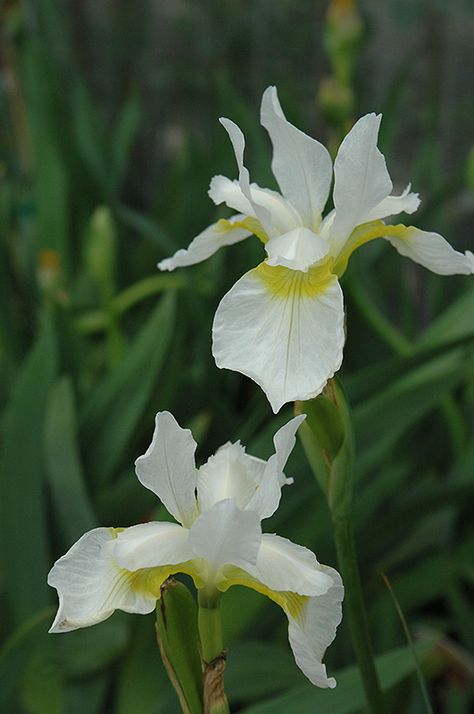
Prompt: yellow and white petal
<box><xmin>287</xmin><ymin>567</ymin><xmax>344</xmax><ymax>688</ymax></box>
<box><xmin>385</xmin><ymin>226</ymin><xmax>474</xmax><ymax>275</ymax></box>
<box><xmin>158</xmin><ymin>216</ymin><xmax>251</xmax><ymax>272</ymax></box>
<box><xmin>189</xmin><ymin>499</ymin><xmax>262</xmax><ymax>576</ymax></box>
<box><xmin>48</xmin><ymin>528</ymin><xmax>167</xmax><ymax>633</ymax></box>
<box><xmin>364</xmin><ymin>184</ymin><xmax>420</xmax><ymax>223</ymax></box>
<box><xmin>197</xmin><ymin>441</ymin><xmax>263</xmax><ymax>513</ymax></box>
<box><xmin>331</xmin><ymin>113</ymin><xmax>392</xmax><ymax>255</ymax></box>
<box><xmin>135</xmin><ymin>411</ymin><xmax>198</xmax><ymax>528</ymax></box>
<box><xmin>260</xmin><ymin>86</ymin><xmax>332</xmax><ymax>230</ymax></box>
<box><xmin>113</xmin><ymin>521</ymin><xmax>194</xmax><ymax>571</ymax></box>
<box><xmin>246</xmin><ymin>415</ymin><xmax>306</xmax><ymax>519</ymax></box>
<box><xmin>244</xmin><ymin>534</ymin><xmax>333</xmax><ymax>596</ymax></box>
<box><xmin>212</xmin><ymin>262</ymin><xmax>345</xmax><ymax>413</ymax></box>
<box><xmin>217</xmin><ymin>553</ymin><xmax>343</xmax><ymax>689</ymax></box>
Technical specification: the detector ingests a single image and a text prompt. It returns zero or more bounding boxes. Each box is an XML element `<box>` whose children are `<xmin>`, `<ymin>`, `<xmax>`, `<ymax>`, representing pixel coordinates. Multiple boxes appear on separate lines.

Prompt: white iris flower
<box><xmin>159</xmin><ymin>86</ymin><xmax>474</xmax><ymax>412</ymax></box>
<box><xmin>48</xmin><ymin>411</ymin><xmax>343</xmax><ymax>689</ymax></box>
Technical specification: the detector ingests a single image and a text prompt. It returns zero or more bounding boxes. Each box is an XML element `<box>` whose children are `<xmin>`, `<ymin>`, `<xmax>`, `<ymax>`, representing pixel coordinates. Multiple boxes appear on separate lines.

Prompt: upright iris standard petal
<box><xmin>246</xmin><ymin>414</ymin><xmax>306</xmax><ymax>519</ymax></box>
<box><xmin>260</xmin><ymin>86</ymin><xmax>332</xmax><ymax>229</ymax></box>
<box><xmin>135</xmin><ymin>411</ymin><xmax>198</xmax><ymax>527</ymax></box>
<box><xmin>158</xmin><ymin>216</ymin><xmax>251</xmax><ymax>271</ymax></box>
<box><xmin>384</xmin><ymin>226</ymin><xmax>474</xmax><ymax>275</ymax></box>
<box><xmin>212</xmin><ymin>262</ymin><xmax>345</xmax><ymax>413</ymax></box>
<box><xmin>331</xmin><ymin>113</ymin><xmax>392</xmax><ymax>255</ymax></box>
<box><xmin>288</xmin><ymin>567</ymin><xmax>344</xmax><ymax>689</ymax></box>
<box><xmin>219</xmin><ymin>118</ymin><xmax>303</xmax><ymax>237</ymax></box>
<box><xmin>48</xmin><ymin>528</ymin><xmax>166</xmax><ymax>633</ymax></box>
<box><xmin>197</xmin><ymin>441</ymin><xmax>263</xmax><ymax>513</ymax></box>
<box><xmin>219</xmin><ymin>117</ymin><xmax>272</xmax><ymax>234</ymax></box>
<box><xmin>198</xmin><ymin>414</ymin><xmax>304</xmax><ymax>519</ymax></box>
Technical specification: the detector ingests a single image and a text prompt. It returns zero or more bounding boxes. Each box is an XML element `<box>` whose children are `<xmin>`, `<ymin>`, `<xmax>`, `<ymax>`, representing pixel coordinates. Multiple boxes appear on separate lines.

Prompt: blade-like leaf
<box><xmin>80</xmin><ymin>293</ymin><xmax>176</xmax><ymax>482</ymax></box>
<box><xmin>0</xmin><ymin>309</ymin><xmax>57</xmax><ymax>624</ymax></box>
<box><xmin>45</xmin><ymin>377</ymin><xmax>97</xmax><ymax>544</ymax></box>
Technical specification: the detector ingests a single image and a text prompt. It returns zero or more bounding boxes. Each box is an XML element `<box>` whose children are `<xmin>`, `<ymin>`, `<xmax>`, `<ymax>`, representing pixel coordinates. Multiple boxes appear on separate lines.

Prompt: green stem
<box><xmin>332</xmin><ymin>513</ymin><xmax>385</xmax><ymax>714</ymax></box>
<box><xmin>198</xmin><ymin>590</ymin><xmax>224</xmax><ymax>663</ymax></box>
<box><xmin>197</xmin><ymin>590</ymin><xmax>229</xmax><ymax>714</ymax></box>
<box><xmin>297</xmin><ymin>382</ymin><xmax>385</xmax><ymax>712</ymax></box>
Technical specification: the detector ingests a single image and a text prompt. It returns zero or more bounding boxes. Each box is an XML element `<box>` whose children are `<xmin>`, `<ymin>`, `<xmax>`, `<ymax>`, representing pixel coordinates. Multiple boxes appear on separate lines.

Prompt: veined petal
<box><xmin>158</xmin><ymin>216</ymin><xmax>251</xmax><ymax>272</ymax></box>
<box><xmin>48</xmin><ymin>528</ymin><xmax>167</xmax><ymax>633</ymax></box>
<box><xmin>246</xmin><ymin>415</ymin><xmax>306</xmax><ymax>519</ymax></box>
<box><xmin>113</xmin><ymin>521</ymin><xmax>194</xmax><ymax>571</ymax></box>
<box><xmin>219</xmin><ymin>118</ymin><xmax>302</xmax><ymax>238</ymax></box>
<box><xmin>385</xmin><ymin>226</ymin><xmax>474</xmax><ymax>275</ymax></box>
<box><xmin>331</xmin><ymin>113</ymin><xmax>392</xmax><ymax>255</ymax></box>
<box><xmin>246</xmin><ymin>533</ymin><xmax>333</xmax><ymax>595</ymax></box>
<box><xmin>364</xmin><ymin>184</ymin><xmax>420</xmax><ymax>223</ymax></box>
<box><xmin>197</xmin><ymin>441</ymin><xmax>263</xmax><ymax>513</ymax></box>
<box><xmin>135</xmin><ymin>412</ymin><xmax>198</xmax><ymax>527</ymax></box>
<box><xmin>288</xmin><ymin>567</ymin><xmax>344</xmax><ymax>688</ymax></box>
<box><xmin>212</xmin><ymin>262</ymin><xmax>345</xmax><ymax>413</ymax></box>
<box><xmin>260</xmin><ymin>86</ymin><xmax>332</xmax><ymax>229</ymax></box>
<box><xmin>217</xmin><ymin>558</ymin><xmax>342</xmax><ymax>688</ymax></box>
<box><xmin>189</xmin><ymin>499</ymin><xmax>261</xmax><ymax>576</ymax></box>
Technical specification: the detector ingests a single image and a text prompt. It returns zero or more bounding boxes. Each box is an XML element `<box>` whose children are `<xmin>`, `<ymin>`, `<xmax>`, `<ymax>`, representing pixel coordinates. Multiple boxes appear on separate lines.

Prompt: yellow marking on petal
<box><xmin>256</xmin><ymin>259</ymin><xmax>336</xmax><ymax>300</ymax></box>
<box><xmin>217</xmin><ymin>566</ymin><xmax>308</xmax><ymax>623</ymax></box>
<box><xmin>110</xmin><ymin>527</ymin><xmax>126</xmax><ymax>537</ymax></box>
<box><xmin>218</xmin><ymin>216</ymin><xmax>269</xmax><ymax>244</ymax></box>
<box><xmin>127</xmin><ymin>565</ymin><xmax>174</xmax><ymax>598</ymax></box>
<box><xmin>108</xmin><ymin>528</ymin><xmax>207</xmax><ymax>598</ymax></box>
<box><xmin>334</xmin><ymin>220</ymin><xmax>410</xmax><ymax>276</ymax></box>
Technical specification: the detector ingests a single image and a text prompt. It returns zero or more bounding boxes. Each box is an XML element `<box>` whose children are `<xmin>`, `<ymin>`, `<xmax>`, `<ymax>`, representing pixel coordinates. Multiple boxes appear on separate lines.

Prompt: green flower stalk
<box><xmin>296</xmin><ymin>380</ymin><xmax>385</xmax><ymax>713</ymax></box>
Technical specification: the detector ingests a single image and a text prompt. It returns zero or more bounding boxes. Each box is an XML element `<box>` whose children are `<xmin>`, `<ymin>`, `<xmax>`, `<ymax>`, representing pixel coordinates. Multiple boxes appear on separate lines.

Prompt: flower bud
<box><xmin>85</xmin><ymin>206</ymin><xmax>116</xmax><ymax>302</ymax></box>
<box><xmin>296</xmin><ymin>378</ymin><xmax>354</xmax><ymax>517</ymax></box>
<box><xmin>156</xmin><ymin>578</ymin><xmax>203</xmax><ymax>714</ymax></box>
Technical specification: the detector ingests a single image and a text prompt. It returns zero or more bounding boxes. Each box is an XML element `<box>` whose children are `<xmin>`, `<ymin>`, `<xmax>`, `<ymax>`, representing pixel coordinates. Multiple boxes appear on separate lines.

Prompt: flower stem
<box><xmin>197</xmin><ymin>590</ymin><xmax>230</xmax><ymax>714</ymax></box>
<box><xmin>297</xmin><ymin>383</ymin><xmax>385</xmax><ymax>713</ymax></box>
<box><xmin>332</xmin><ymin>513</ymin><xmax>385</xmax><ymax>713</ymax></box>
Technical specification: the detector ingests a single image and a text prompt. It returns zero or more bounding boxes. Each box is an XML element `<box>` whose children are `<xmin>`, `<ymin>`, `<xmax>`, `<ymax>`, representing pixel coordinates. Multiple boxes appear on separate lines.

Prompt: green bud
<box><xmin>296</xmin><ymin>378</ymin><xmax>354</xmax><ymax>517</ymax></box>
<box><xmin>155</xmin><ymin>578</ymin><xmax>203</xmax><ymax>714</ymax></box>
<box><xmin>85</xmin><ymin>206</ymin><xmax>116</xmax><ymax>302</ymax></box>
<box><xmin>324</xmin><ymin>0</ymin><xmax>364</xmax><ymax>85</ymax></box>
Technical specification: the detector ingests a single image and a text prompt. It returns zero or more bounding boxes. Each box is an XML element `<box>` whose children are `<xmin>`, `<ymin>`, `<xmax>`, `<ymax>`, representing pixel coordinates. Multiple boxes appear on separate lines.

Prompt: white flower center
<box><xmin>265</xmin><ymin>227</ymin><xmax>329</xmax><ymax>272</ymax></box>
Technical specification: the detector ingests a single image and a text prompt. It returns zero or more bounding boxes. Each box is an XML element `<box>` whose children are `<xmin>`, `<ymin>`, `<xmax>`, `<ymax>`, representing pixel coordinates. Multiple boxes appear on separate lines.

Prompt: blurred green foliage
<box><xmin>1</xmin><ymin>0</ymin><xmax>474</xmax><ymax>712</ymax></box>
